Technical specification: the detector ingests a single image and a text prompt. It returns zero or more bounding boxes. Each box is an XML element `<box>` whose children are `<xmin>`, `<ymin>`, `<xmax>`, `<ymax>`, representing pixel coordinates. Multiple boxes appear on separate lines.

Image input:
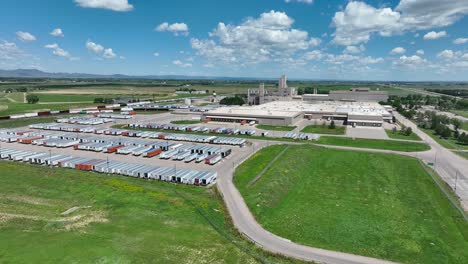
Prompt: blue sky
<box><xmin>1</xmin><ymin>0</ymin><xmax>468</xmax><ymax>81</ymax></box>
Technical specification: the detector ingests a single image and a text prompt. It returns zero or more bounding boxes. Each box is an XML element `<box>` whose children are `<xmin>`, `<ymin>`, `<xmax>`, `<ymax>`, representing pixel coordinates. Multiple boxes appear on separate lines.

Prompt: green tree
<box><xmin>329</xmin><ymin>120</ymin><xmax>336</xmax><ymax>129</ymax></box>
<box><xmin>220</xmin><ymin>96</ymin><xmax>245</xmax><ymax>105</ymax></box>
<box><xmin>26</xmin><ymin>94</ymin><xmax>39</xmax><ymax>104</ymax></box>
<box><xmin>404</xmin><ymin>127</ymin><xmax>413</xmax><ymax>136</ymax></box>
<box><xmin>451</xmin><ymin>118</ymin><xmax>462</xmax><ymax>131</ymax></box>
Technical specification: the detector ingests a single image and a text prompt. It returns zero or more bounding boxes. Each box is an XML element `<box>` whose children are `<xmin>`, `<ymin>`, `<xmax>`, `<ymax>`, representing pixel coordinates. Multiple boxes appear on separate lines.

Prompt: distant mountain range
<box><xmin>0</xmin><ymin>69</ymin><xmax>268</xmax><ymax>81</ymax></box>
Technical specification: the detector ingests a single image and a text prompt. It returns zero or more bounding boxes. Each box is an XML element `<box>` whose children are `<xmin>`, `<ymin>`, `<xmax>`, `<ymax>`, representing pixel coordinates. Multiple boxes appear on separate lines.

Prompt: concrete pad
<box><xmin>346</xmin><ymin>126</ymin><xmax>389</xmax><ymax>140</ymax></box>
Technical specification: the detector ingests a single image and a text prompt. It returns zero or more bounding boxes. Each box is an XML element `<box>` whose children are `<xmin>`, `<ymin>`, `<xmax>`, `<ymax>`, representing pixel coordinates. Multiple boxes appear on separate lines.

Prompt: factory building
<box><xmin>247</xmin><ymin>75</ymin><xmax>298</xmax><ymax>105</ymax></box>
<box><xmin>202</xmin><ymin>101</ymin><xmax>393</xmax><ymax>127</ymax></box>
<box><xmin>303</xmin><ymin>88</ymin><xmax>389</xmax><ymax>102</ymax></box>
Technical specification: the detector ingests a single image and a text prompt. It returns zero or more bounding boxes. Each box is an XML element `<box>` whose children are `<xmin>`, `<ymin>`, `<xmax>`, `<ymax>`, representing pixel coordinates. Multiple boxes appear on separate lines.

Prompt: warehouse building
<box><xmin>202</xmin><ymin>101</ymin><xmax>393</xmax><ymax>127</ymax></box>
<box><xmin>303</xmin><ymin>88</ymin><xmax>388</xmax><ymax>102</ymax></box>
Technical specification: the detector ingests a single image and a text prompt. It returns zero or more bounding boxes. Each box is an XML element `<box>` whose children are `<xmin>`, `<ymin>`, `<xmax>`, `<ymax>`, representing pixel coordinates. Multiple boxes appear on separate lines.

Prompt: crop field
<box><xmin>316</xmin><ymin>136</ymin><xmax>430</xmax><ymax>152</ymax></box>
<box><xmin>301</xmin><ymin>125</ymin><xmax>346</xmax><ymax>135</ymax></box>
<box><xmin>0</xmin><ymin>161</ymin><xmax>302</xmax><ymax>264</ymax></box>
<box><xmin>234</xmin><ymin>145</ymin><xmax>468</xmax><ymax>264</ymax></box>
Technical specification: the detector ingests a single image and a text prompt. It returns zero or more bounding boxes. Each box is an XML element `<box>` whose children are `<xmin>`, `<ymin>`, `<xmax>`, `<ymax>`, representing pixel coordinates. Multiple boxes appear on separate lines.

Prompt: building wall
<box><xmin>329</xmin><ymin>91</ymin><xmax>388</xmax><ymax>102</ymax></box>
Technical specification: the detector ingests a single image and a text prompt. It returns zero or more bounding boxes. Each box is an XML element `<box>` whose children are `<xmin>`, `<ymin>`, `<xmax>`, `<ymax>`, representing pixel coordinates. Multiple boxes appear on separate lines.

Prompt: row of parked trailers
<box><xmin>0</xmin><ymin>148</ymin><xmax>217</xmax><ymax>186</ymax></box>
<box><xmin>129</xmin><ymin>123</ymin><xmax>257</xmax><ymax>136</ymax></box>
<box><xmin>1</xmin><ymin>130</ymin><xmax>232</xmax><ymax>165</ymax></box>
<box><xmin>29</xmin><ymin>123</ymin><xmax>247</xmax><ymax>146</ymax></box>
<box><xmin>283</xmin><ymin>132</ymin><xmax>320</xmax><ymax>140</ymax></box>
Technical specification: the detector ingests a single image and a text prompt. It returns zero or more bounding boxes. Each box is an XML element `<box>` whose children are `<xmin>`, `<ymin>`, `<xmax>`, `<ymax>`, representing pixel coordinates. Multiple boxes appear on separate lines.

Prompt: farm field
<box><xmin>316</xmin><ymin>136</ymin><xmax>430</xmax><ymax>152</ymax></box>
<box><xmin>301</xmin><ymin>125</ymin><xmax>346</xmax><ymax>135</ymax></box>
<box><xmin>385</xmin><ymin>129</ymin><xmax>422</xmax><ymax>141</ymax></box>
<box><xmin>256</xmin><ymin>125</ymin><xmax>296</xmax><ymax>131</ymax></box>
<box><xmin>0</xmin><ymin>161</ymin><xmax>301</xmax><ymax>264</ymax></box>
<box><xmin>234</xmin><ymin>145</ymin><xmax>468</xmax><ymax>264</ymax></box>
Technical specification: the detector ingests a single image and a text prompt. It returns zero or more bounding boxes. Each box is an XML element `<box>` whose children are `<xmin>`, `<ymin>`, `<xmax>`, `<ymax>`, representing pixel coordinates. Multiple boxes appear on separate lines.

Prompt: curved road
<box><xmin>217</xmin><ymin>141</ymin><xmax>401</xmax><ymax>264</ymax></box>
<box><xmin>217</xmin><ymin>114</ymin><xmax>468</xmax><ymax>264</ymax></box>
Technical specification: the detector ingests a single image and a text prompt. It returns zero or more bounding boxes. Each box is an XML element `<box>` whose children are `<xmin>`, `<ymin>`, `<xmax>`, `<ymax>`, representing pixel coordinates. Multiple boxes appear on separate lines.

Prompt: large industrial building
<box><xmin>210</xmin><ymin>75</ymin><xmax>392</xmax><ymax>127</ymax></box>
<box><xmin>247</xmin><ymin>75</ymin><xmax>298</xmax><ymax>105</ymax></box>
<box><xmin>202</xmin><ymin>101</ymin><xmax>393</xmax><ymax>127</ymax></box>
<box><xmin>303</xmin><ymin>88</ymin><xmax>389</xmax><ymax>102</ymax></box>
<box><xmin>248</xmin><ymin>75</ymin><xmax>388</xmax><ymax>105</ymax></box>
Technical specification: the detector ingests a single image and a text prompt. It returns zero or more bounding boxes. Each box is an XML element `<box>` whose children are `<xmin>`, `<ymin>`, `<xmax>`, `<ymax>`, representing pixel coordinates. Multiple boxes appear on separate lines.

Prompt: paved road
<box><xmin>394</xmin><ymin>112</ymin><xmax>468</xmax><ymax>210</ymax></box>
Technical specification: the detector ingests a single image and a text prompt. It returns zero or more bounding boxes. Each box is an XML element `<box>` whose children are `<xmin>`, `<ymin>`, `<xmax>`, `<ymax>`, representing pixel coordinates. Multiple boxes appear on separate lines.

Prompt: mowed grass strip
<box><xmin>256</xmin><ymin>125</ymin><xmax>297</xmax><ymax>131</ymax></box>
<box><xmin>385</xmin><ymin>129</ymin><xmax>422</xmax><ymax>141</ymax></box>
<box><xmin>0</xmin><ymin>162</ymin><xmax>300</xmax><ymax>264</ymax></box>
<box><xmin>0</xmin><ymin>115</ymin><xmax>67</xmax><ymax>128</ymax></box>
<box><xmin>301</xmin><ymin>125</ymin><xmax>346</xmax><ymax>135</ymax></box>
<box><xmin>316</xmin><ymin>136</ymin><xmax>430</xmax><ymax>152</ymax></box>
<box><xmin>170</xmin><ymin>120</ymin><xmax>201</xmax><ymax>125</ymax></box>
<box><xmin>235</xmin><ymin>145</ymin><xmax>468</xmax><ymax>264</ymax></box>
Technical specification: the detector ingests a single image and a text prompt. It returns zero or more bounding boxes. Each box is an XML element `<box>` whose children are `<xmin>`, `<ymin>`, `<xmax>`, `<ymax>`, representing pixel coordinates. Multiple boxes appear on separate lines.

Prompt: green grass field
<box><xmin>0</xmin><ymin>115</ymin><xmax>66</xmax><ymax>128</ymax></box>
<box><xmin>316</xmin><ymin>136</ymin><xmax>430</xmax><ymax>152</ymax></box>
<box><xmin>0</xmin><ymin>101</ymin><xmax>97</xmax><ymax>116</ymax></box>
<box><xmin>452</xmin><ymin>110</ymin><xmax>468</xmax><ymax>119</ymax></box>
<box><xmin>170</xmin><ymin>120</ymin><xmax>201</xmax><ymax>125</ymax></box>
<box><xmin>256</xmin><ymin>125</ymin><xmax>296</xmax><ymax>131</ymax></box>
<box><xmin>385</xmin><ymin>129</ymin><xmax>422</xmax><ymax>141</ymax></box>
<box><xmin>462</xmin><ymin>122</ymin><xmax>468</xmax><ymax>131</ymax></box>
<box><xmin>420</xmin><ymin>128</ymin><xmax>468</xmax><ymax>150</ymax></box>
<box><xmin>33</xmin><ymin>94</ymin><xmax>114</xmax><ymax>102</ymax></box>
<box><xmin>301</xmin><ymin>125</ymin><xmax>346</xmax><ymax>135</ymax></box>
<box><xmin>234</xmin><ymin>145</ymin><xmax>468</xmax><ymax>264</ymax></box>
<box><xmin>0</xmin><ymin>161</ymin><xmax>302</xmax><ymax>264</ymax></box>
<box><xmin>5</xmin><ymin>92</ymin><xmax>24</xmax><ymax>102</ymax></box>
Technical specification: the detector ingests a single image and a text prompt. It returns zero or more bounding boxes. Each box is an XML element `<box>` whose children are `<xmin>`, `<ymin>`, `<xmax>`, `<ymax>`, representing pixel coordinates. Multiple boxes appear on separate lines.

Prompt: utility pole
<box><xmin>49</xmin><ymin>149</ymin><xmax>52</xmax><ymax>168</ymax></box>
<box><xmin>454</xmin><ymin>171</ymin><xmax>459</xmax><ymax>193</ymax></box>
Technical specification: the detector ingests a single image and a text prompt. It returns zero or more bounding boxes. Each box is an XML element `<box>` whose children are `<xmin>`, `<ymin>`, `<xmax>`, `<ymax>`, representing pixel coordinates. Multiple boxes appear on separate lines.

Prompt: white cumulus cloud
<box><xmin>85</xmin><ymin>40</ymin><xmax>117</xmax><ymax>59</ymax></box>
<box><xmin>16</xmin><ymin>31</ymin><xmax>36</xmax><ymax>42</ymax></box>
<box><xmin>332</xmin><ymin>0</ymin><xmax>468</xmax><ymax>45</ymax></box>
<box><xmin>156</xmin><ymin>22</ymin><xmax>189</xmax><ymax>36</ymax></box>
<box><xmin>423</xmin><ymin>31</ymin><xmax>447</xmax><ymax>40</ymax></box>
<box><xmin>344</xmin><ymin>45</ymin><xmax>365</xmax><ymax>54</ymax></box>
<box><xmin>437</xmin><ymin>49</ymin><xmax>454</xmax><ymax>59</ymax></box>
<box><xmin>74</xmin><ymin>0</ymin><xmax>133</xmax><ymax>12</ymax></box>
<box><xmin>173</xmin><ymin>60</ymin><xmax>192</xmax><ymax>68</ymax></box>
<box><xmin>453</xmin><ymin>38</ymin><xmax>468</xmax><ymax>44</ymax></box>
<box><xmin>416</xmin><ymin>49</ymin><xmax>424</xmax><ymax>55</ymax></box>
<box><xmin>50</xmin><ymin>28</ymin><xmax>64</xmax><ymax>37</ymax></box>
<box><xmin>44</xmin><ymin>43</ymin><xmax>75</xmax><ymax>59</ymax></box>
<box><xmin>390</xmin><ymin>47</ymin><xmax>406</xmax><ymax>55</ymax></box>
<box><xmin>191</xmin><ymin>10</ymin><xmax>320</xmax><ymax>65</ymax></box>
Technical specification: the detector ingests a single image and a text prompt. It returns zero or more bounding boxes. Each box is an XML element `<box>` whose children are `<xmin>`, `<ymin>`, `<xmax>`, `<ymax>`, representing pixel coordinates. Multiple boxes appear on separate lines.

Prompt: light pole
<box><xmin>454</xmin><ymin>171</ymin><xmax>459</xmax><ymax>193</ymax></box>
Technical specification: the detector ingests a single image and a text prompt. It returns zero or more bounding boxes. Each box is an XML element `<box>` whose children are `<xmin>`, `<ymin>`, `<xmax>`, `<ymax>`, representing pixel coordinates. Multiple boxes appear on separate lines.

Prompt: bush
<box><xmin>329</xmin><ymin>120</ymin><xmax>336</xmax><ymax>129</ymax></box>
